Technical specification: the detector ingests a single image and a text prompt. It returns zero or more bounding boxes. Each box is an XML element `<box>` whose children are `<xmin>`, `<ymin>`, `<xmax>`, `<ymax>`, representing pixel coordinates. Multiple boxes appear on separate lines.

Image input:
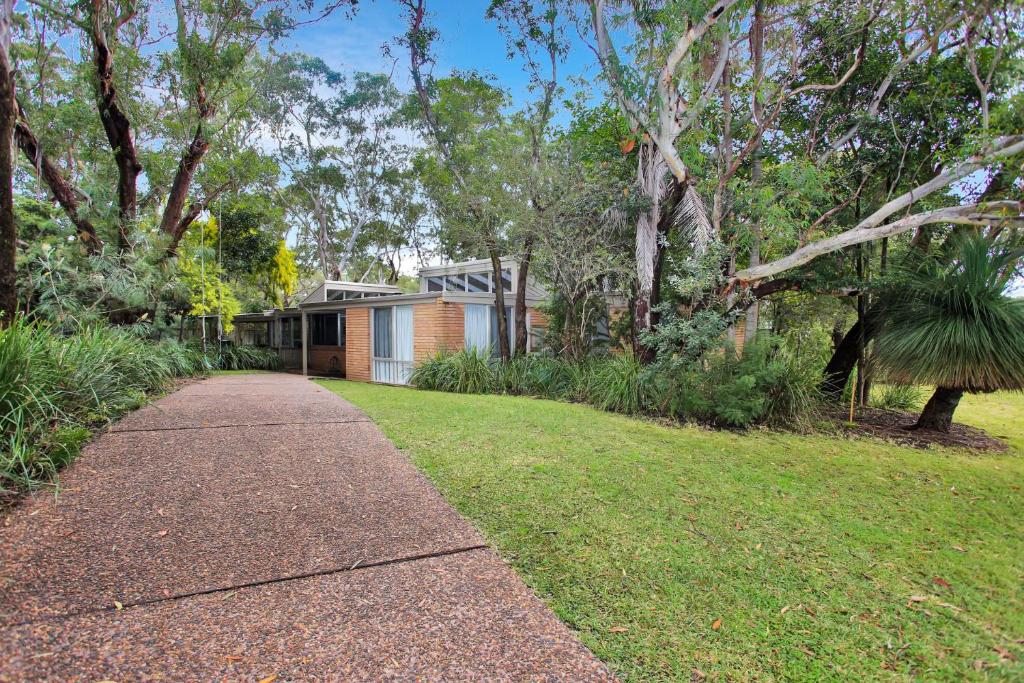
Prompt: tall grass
<box><xmin>409</xmin><ymin>337</ymin><xmax>820</xmax><ymax>430</ymax></box>
<box><xmin>0</xmin><ymin>319</ymin><xmax>279</xmax><ymax>495</ymax></box>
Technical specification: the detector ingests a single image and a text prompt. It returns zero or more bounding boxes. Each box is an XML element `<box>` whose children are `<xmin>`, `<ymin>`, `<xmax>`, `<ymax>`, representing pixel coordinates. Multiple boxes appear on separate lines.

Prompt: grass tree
<box><xmin>874</xmin><ymin>236</ymin><xmax>1024</xmax><ymax>432</ymax></box>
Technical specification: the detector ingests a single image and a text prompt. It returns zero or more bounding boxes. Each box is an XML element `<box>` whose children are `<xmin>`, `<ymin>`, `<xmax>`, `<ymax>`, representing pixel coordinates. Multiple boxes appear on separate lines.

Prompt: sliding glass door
<box><xmin>372</xmin><ymin>305</ymin><xmax>414</xmax><ymax>384</ymax></box>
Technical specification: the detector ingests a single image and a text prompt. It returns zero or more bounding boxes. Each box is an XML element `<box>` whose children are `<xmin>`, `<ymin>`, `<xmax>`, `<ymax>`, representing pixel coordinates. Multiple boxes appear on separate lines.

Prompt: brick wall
<box><xmin>308</xmin><ymin>346</ymin><xmax>345</xmax><ymax>376</ymax></box>
<box><xmin>413</xmin><ymin>299</ymin><xmax>464</xmax><ymax>363</ymax></box>
<box><xmin>345</xmin><ymin>308</ymin><xmax>371</xmax><ymax>382</ymax></box>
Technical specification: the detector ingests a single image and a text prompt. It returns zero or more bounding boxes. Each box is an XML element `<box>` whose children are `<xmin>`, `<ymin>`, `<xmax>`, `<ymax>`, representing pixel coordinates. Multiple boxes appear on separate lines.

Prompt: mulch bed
<box><xmin>829</xmin><ymin>405</ymin><xmax>1009</xmax><ymax>452</ymax></box>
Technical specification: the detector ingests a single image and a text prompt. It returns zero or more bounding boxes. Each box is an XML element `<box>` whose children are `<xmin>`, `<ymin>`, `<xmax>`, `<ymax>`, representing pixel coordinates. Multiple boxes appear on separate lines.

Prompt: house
<box><xmin>231</xmin><ymin>257</ymin><xmax>550</xmax><ymax>385</ymax></box>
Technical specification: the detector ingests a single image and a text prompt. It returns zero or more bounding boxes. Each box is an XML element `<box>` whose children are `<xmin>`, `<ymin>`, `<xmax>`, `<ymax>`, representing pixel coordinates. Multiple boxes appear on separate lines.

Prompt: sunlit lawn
<box><xmin>320</xmin><ymin>379</ymin><xmax>1024</xmax><ymax>681</ymax></box>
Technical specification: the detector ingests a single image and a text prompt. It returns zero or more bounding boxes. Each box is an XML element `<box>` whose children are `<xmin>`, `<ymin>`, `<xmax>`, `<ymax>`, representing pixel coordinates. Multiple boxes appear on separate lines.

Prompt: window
<box><xmin>311</xmin><ymin>313</ymin><xmax>340</xmax><ymax>346</ymax></box>
<box><xmin>466</xmin><ymin>272</ymin><xmax>489</xmax><ymax>292</ymax></box>
<box><xmin>426</xmin><ymin>276</ymin><xmax>444</xmax><ymax>292</ymax></box>
<box><xmin>464</xmin><ymin>304</ymin><xmax>513</xmax><ymax>358</ymax></box>
<box><xmin>279</xmin><ymin>318</ymin><xmax>301</xmax><ymax>348</ymax></box>
<box><xmin>371</xmin><ymin>306</ymin><xmax>414</xmax><ymax>384</ymax></box>
<box><xmin>445</xmin><ymin>274</ymin><xmax>466</xmax><ymax>292</ymax></box>
<box><xmin>373</xmin><ymin>307</ymin><xmax>392</xmax><ymax>358</ymax></box>
<box><xmin>500</xmin><ymin>268</ymin><xmax>512</xmax><ymax>292</ymax></box>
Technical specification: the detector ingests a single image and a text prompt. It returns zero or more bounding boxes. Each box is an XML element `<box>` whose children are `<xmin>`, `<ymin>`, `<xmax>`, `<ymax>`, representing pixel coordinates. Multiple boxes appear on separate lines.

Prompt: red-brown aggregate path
<box><xmin>0</xmin><ymin>373</ymin><xmax>614</xmax><ymax>682</ymax></box>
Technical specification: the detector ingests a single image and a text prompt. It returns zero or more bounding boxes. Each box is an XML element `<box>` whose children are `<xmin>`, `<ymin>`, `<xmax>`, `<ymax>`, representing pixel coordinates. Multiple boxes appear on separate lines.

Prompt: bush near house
<box><xmin>0</xmin><ymin>319</ymin><xmax>278</xmax><ymax>494</ymax></box>
<box><xmin>410</xmin><ymin>335</ymin><xmax>821</xmax><ymax>428</ymax></box>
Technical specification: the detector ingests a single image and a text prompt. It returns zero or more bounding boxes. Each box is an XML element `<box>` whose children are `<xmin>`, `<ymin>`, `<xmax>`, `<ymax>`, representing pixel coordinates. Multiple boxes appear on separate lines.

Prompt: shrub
<box><xmin>215</xmin><ymin>343</ymin><xmax>282</xmax><ymax>371</ymax></box>
<box><xmin>586</xmin><ymin>351</ymin><xmax>648</xmax><ymax>414</ymax></box>
<box><xmin>871</xmin><ymin>383</ymin><xmax>924</xmax><ymax>412</ymax></box>
<box><xmin>0</xmin><ymin>319</ymin><xmax>209</xmax><ymax>493</ymax></box>
<box><xmin>410</xmin><ymin>349</ymin><xmax>495</xmax><ymax>394</ymax></box>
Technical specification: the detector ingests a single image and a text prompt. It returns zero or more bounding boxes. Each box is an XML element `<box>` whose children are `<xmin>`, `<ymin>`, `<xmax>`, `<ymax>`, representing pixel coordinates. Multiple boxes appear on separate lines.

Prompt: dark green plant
<box><xmin>874</xmin><ymin>235</ymin><xmax>1024</xmax><ymax>431</ymax></box>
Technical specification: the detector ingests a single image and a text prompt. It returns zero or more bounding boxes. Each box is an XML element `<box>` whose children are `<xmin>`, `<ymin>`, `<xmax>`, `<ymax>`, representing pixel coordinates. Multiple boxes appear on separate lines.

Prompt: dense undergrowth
<box><xmin>410</xmin><ymin>335</ymin><xmax>821</xmax><ymax>429</ymax></box>
<box><xmin>0</xmin><ymin>319</ymin><xmax>280</xmax><ymax>494</ymax></box>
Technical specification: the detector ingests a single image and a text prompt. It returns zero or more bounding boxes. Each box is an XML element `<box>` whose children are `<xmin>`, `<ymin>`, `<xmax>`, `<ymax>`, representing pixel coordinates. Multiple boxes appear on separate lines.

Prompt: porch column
<box><xmin>301</xmin><ymin>311</ymin><xmax>309</xmax><ymax>376</ymax></box>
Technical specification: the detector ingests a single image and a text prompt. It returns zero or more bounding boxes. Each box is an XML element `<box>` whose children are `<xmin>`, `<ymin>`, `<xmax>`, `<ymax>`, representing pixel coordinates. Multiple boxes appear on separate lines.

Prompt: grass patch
<box><xmin>320</xmin><ymin>379</ymin><xmax>1024</xmax><ymax>681</ymax></box>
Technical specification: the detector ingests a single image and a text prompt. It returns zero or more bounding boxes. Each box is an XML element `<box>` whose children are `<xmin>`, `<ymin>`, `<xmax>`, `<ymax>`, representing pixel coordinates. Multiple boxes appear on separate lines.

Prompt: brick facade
<box><xmin>308</xmin><ymin>345</ymin><xmax>345</xmax><ymax>376</ymax></box>
<box><xmin>345</xmin><ymin>308</ymin><xmax>371</xmax><ymax>382</ymax></box>
<box><xmin>413</xmin><ymin>299</ymin><xmax>465</xmax><ymax>363</ymax></box>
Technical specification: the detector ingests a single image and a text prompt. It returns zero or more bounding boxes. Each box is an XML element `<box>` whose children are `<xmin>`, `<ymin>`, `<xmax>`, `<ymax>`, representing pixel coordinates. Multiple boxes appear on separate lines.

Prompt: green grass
<box><xmin>319</xmin><ymin>379</ymin><xmax>1024</xmax><ymax>681</ymax></box>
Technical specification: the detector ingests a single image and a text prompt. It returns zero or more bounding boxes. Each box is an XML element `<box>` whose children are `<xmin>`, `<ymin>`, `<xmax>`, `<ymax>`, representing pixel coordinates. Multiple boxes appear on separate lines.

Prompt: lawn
<box><xmin>319</xmin><ymin>379</ymin><xmax>1024</xmax><ymax>681</ymax></box>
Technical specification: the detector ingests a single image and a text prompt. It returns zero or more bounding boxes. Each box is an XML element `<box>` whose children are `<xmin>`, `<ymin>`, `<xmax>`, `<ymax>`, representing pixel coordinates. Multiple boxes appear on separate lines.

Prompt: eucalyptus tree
<box><xmin>397</xmin><ymin>0</ymin><xmax>526</xmax><ymax>360</ymax></box>
<box><xmin>7</xmin><ymin>0</ymin><xmax>353</xmax><ymax>257</ymax></box>
<box><xmin>261</xmin><ymin>54</ymin><xmax>410</xmax><ymax>280</ymax></box>
<box><xmin>0</xmin><ymin>0</ymin><xmax>14</xmax><ymax>324</ymax></box>
<box><xmin>485</xmin><ymin>0</ymin><xmax>568</xmax><ymax>355</ymax></box>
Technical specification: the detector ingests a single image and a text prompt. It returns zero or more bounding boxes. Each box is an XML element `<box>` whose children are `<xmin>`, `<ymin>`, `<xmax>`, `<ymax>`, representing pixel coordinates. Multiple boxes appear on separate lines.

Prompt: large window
<box><xmin>310</xmin><ymin>313</ymin><xmax>342</xmax><ymax>347</ymax></box>
<box><xmin>372</xmin><ymin>306</ymin><xmax>414</xmax><ymax>385</ymax></box>
<box><xmin>372</xmin><ymin>307</ymin><xmax>392</xmax><ymax>358</ymax></box>
<box><xmin>464</xmin><ymin>304</ymin><xmax>513</xmax><ymax>358</ymax></box>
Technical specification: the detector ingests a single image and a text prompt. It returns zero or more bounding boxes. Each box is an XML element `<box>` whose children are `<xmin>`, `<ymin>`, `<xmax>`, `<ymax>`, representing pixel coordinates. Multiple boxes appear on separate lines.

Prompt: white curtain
<box><xmin>464</xmin><ymin>304</ymin><xmax>490</xmax><ymax>353</ymax></box>
<box><xmin>394</xmin><ymin>306</ymin><xmax>413</xmax><ymax>362</ymax></box>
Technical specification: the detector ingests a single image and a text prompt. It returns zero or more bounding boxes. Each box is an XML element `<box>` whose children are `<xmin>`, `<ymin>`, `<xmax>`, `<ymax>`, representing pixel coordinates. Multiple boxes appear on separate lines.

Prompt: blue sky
<box><xmin>284</xmin><ymin>0</ymin><xmax>601</xmax><ymax>115</ymax></box>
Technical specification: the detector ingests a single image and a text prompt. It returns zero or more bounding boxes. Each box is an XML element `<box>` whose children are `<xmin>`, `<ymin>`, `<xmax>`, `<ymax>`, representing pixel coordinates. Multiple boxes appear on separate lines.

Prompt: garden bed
<box><xmin>835</xmin><ymin>405</ymin><xmax>1009</xmax><ymax>452</ymax></box>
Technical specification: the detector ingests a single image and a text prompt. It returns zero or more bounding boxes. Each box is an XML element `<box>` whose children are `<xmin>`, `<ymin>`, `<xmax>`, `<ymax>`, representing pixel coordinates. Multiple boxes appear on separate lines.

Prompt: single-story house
<box><xmin>232</xmin><ymin>257</ymin><xmax>550</xmax><ymax>385</ymax></box>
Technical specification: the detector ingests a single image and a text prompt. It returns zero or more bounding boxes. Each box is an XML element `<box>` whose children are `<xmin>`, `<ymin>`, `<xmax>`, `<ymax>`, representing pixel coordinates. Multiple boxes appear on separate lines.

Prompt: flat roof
<box><xmin>417</xmin><ymin>257</ymin><xmax>517</xmax><ymax>277</ymax></box>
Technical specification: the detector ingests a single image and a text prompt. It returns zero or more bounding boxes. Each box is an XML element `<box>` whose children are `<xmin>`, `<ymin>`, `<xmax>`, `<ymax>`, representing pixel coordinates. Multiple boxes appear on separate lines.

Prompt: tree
<box><xmin>487</xmin><ymin>0</ymin><xmax>568</xmax><ymax>355</ymax></box>
<box><xmin>0</xmin><ymin>0</ymin><xmax>14</xmax><ymax>324</ymax></box>
<box><xmin>587</xmin><ymin>0</ymin><xmax>736</xmax><ymax>354</ymax></box>
<box><xmin>874</xmin><ymin>236</ymin><xmax>1024</xmax><ymax>432</ymax></box>
<box><xmin>11</xmin><ymin>0</ymin><xmax>352</xmax><ymax>258</ymax></box>
<box><xmin>261</xmin><ymin>55</ymin><xmax>409</xmax><ymax>280</ymax></box>
<box><xmin>397</xmin><ymin>0</ymin><xmax>521</xmax><ymax>361</ymax></box>
<box><xmin>267</xmin><ymin>240</ymin><xmax>298</xmax><ymax>308</ymax></box>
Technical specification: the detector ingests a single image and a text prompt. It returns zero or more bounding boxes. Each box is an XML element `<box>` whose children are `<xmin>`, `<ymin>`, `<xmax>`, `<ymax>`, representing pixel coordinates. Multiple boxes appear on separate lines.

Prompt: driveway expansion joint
<box><xmin>2</xmin><ymin>544</ymin><xmax>490</xmax><ymax>630</ymax></box>
<box><xmin>110</xmin><ymin>418</ymin><xmax>373</xmax><ymax>433</ymax></box>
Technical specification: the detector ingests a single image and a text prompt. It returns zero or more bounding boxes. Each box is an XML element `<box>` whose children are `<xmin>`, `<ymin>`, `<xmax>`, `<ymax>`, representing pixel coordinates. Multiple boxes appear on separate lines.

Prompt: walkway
<box><xmin>0</xmin><ymin>374</ymin><xmax>612</xmax><ymax>681</ymax></box>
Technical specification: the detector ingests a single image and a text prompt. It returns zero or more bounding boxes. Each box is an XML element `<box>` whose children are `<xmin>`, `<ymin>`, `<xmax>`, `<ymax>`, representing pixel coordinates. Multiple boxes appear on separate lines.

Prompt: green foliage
<box><xmin>411</xmin><ymin>335</ymin><xmax>818</xmax><ymax>429</ymax></box>
<box><xmin>410</xmin><ymin>348</ymin><xmax>495</xmax><ymax>394</ymax></box>
<box><xmin>212</xmin><ymin>344</ymin><xmax>283</xmax><ymax>372</ymax></box>
<box><xmin>875</xmin><ymin>235</ymin><xmax>1024</xmax><ymax>392</ymax></box>
<box><xmin>0</xmin><ymin>319</ymin><xmax>208</xmax><ymax>493</ymax></box>
<box><xmin>587</xmin><ymin>351</ymin><xmax>647</xmax><ymax>414</ymax></box>
<box><xmin>178</xmin><ymin>217</ymin><xmax>242</xmax><ymax>332</ymax></box>
<box><xmin>871</xmin><ymin>384</ymin><xmax>925</xmax><ymax>412</ymax></box>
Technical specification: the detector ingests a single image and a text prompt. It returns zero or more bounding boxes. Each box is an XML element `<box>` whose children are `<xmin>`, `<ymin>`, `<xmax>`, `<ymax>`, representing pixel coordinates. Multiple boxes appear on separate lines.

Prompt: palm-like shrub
<box><xmin>874</xmin><ymin>235</ymin><xmax>1024</xmax><ymax>431</ymax></box>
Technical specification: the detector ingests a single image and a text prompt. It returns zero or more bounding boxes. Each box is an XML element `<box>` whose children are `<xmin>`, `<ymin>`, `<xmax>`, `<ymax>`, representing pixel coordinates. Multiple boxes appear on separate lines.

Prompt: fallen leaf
<box><xmin>711</xmin><ymin>618</ymin><xmax>722</xmax><ymax>631</ymax></box>
<box><xmin>258</xmin><ymin>676</ymin><xmax>278</xmax><ymax>683</ymax></box>
<box><xmin>608</xmin><ymin>626</ymin><xmax>629</xmax><ymax>633</ymax></box>
<box><xmin>156</xmin><ymin>530</ymin><xmax>168</xmax><ymax>537</ymax></box>
<box><xmin>972</xmin><ymin>659</ymin><xmax>986</xmax><ymax>672</ymax></box>
<box><xmin>932</xmin><ymin>576</ymin><xmax>952</xmax><ymax>590</ymax></box>
<box><xmin>780</xmin><ymin>606</ymin><xmax>791</xmax><ymax>615</ymax></box>
<box><xmin>994</xmin><ymin>646</ymin><xmax>1016</xmax><ymax>662</ymax></box>
<box><xmin>907</xmin><ymin>595</ymin><xmax>928</xmax><ymax>605</ymax></box>
<box><xmin>225</xmin><ymin>655</ymin><xmax>242</xmax><ymax>663</ymax></box>
<box><xmin>113</xmin><ymin>601</ymin><xmax>123</xmax><ymax>610</ymax></box>
<box><xmin>952</xmin><ymin>545</ymin><xmax>966</xmax><ymax>553</ymax></box>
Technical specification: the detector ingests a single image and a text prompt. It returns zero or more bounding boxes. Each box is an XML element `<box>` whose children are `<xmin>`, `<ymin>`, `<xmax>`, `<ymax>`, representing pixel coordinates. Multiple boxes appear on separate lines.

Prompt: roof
<box><xmin>417</xmin><ymin>257</ymin><xmax>518</xmax><ymax>277</ymax></box>
<box><xmin>302</xmin><ymin>280</ymin><xmax>403</xmax><ymax>305</ymax></box>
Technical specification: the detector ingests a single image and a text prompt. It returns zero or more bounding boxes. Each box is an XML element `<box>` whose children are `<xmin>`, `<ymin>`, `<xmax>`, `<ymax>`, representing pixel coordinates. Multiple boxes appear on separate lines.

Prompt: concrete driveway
<box><xmin>0</xmin><ymin>373</ymin><xmax>613</xmax><ymax>681</ymax></box>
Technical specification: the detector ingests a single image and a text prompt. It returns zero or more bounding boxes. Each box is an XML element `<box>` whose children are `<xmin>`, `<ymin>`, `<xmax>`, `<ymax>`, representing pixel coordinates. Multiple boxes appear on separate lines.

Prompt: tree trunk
<box><xmin>820</xmin><ymin>303</ymin><xmax>882</xmax><ymax>399</ymax></box>
<box><xmin>14</xmin><ymin>108</ymin><xmax>102</xmax><ymax>252</ymax></box>
<box><xmin>744</xmin><ymin>0</ymin><xmax>764</xmax><ymax>346</ymax></box>
<box><xmin>489</xmin><ymin>249</ymin><xmax>510</xmax><ymax>361</ymax></box>
<box><xmin>90</xmin><ymin>24</ymin><xmax>142</xmax><ymax>251</ymax></box>
<box><xmin>513</xmin><ymin>236</ymin><xmax>533</xmax><ymax>356</ymax></box>
<box><xmin>161</xmin><ymin>125</ymin><xmax>210</xmax><ymax>253</ymax></box>
<box><xmin>915</xmin><ymin>386</ymin><xmax>964</xmax><ymax>432</ymax></box>
<box><xmin>0</xmin><ymin>3</ymin><xmax>14</xmax><ymax>326</ymax></box>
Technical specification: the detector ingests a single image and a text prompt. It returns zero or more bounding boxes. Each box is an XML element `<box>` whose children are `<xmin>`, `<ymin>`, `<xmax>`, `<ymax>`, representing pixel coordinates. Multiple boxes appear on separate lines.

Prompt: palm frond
<box><xmin>875</xmin><ymin>235</ymin><xmax>1024</xmax><ymax>392</ymax></box>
